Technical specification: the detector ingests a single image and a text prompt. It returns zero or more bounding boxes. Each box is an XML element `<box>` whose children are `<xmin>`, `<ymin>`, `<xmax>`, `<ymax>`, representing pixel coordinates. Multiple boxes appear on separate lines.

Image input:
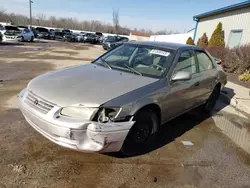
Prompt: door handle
<box><xmin>194</xmin><ymin>82</ymin><xmax>200</xmax><ymax>86</ymax></box>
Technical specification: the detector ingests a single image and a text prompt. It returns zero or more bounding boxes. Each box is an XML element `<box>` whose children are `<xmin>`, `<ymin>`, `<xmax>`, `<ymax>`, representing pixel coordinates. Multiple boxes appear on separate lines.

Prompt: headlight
<box><xmin>60</xmin><ymin>107</ymin><xmax>98</xmax><ymax>119</ymax></box>
<box><xmin>96</xmin><ymin>108</ymin><xmax>121</xmax><ymax>123</ymax></box>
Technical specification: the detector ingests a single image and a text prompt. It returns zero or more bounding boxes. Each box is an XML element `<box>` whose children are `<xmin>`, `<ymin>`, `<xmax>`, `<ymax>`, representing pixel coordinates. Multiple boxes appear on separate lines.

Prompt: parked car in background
<box><xmin>0</xmin><ymin>25</ymin><xmax>34</xmax><ymax>42</ymax></box>
<box><xmin>19</xmin><ymin>41</ymin><xmax>227</xmax><ymax>156</ymax></box>
<box><xmin>102</xmin><ymin>36</ymin><xmax>129</xmax><ymax>50</ymax></box>
<box><xmin>49</xmin><ymin>29</ymin><xmax>59</xmax><ymax>40</ymax></box>
<box><xmin>95</xmin><ymin>32</ymin><xmax>103</xmax><ymax>43</ymax></box>
<box><xmin>17</xmin><ymin>26</ymin><xmax>35</xmax><ymax>41</ymax></box>
<box><xmin>0</xmin><ymin>25</ymin><xmax>21</xmax><ymax>42</ymax></box>
<box><xmin>49</xmin><ymin>31</ymin><xmax>56</xmax><ymax>40</ymax></box>
<box><xmin>20</xmin><ymin>28</ymin><xmax>35</xmax><ymax>42</ymax></box>
<box><xmin>54</xmin><ymin>30</ymin><xmax>64</xmax><ymax>40</ymax></box>
<box><xmin>36</xmin><ymin>27</ymin><xmax>50</xmax><ymax>39</ymax></box>
<box><xmin>74</xmin><ymin>33</ymin><xmax>84</xmax><ymax>42</ymax></box>
<box><xmin>62</xmin><ymin>32</ymin><xmax>76</xmax><ymax>42</ymax></box>
<box><xmin>83</xmin><ymin>33</ymin><xmax>98</xmax><ymax>44</ymax></box>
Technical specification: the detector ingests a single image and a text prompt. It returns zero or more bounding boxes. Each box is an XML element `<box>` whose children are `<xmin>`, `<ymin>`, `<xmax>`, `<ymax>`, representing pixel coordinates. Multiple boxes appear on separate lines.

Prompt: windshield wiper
<box><xmin>122</xmin><ymin>64</ymin><xmax>142</xmax><ymax>76</ymax></box>
<box><xmin>100</xmin><ymin>58</ymin><xmax>112</xmax><ymax>69</ymax></box>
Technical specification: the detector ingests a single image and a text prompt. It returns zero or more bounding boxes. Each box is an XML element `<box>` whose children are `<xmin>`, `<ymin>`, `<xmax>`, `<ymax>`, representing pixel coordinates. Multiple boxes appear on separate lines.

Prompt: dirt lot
<box><xmin>1</xmin><ymin>41</ymin><xmax>250</xmax><ymax>188</ymax></box>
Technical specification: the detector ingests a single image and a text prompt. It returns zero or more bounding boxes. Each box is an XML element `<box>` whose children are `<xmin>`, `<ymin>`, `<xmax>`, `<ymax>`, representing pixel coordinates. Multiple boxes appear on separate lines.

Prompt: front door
<box><xmin>161</xmin><ymin>49</ymin><xmax>202</xmax><ymax>122</ymax></box>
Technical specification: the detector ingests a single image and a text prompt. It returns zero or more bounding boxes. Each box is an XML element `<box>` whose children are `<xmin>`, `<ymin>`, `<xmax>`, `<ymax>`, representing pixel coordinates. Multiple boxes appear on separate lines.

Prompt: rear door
<box><xmin>194</xmin><ymin>50</ymin><xmax>217</xmax><ymax>103</ymax></box>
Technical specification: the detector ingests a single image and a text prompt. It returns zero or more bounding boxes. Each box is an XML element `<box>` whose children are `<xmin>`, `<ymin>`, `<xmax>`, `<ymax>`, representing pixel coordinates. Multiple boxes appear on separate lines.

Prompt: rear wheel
<box><xmin>203</xmin><ymin>86</ymin><xmax>220</xmax><ymax>112</ymax></box>
<box><xmin>30</xmin><ymin>36</ymin><xmax>34</xmax><ymax>42</ymax></box>
<box><xmin>120</xmin><ymin>110</ymin><xmax>159</xmax><ymax>156</ymax></box>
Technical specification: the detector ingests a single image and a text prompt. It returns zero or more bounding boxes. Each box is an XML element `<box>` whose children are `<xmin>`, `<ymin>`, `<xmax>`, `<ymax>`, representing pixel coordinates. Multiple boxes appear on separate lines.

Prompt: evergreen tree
<box><xmin>186</xmin><ymin>37</ymin><xmax>195</xmax><ymax>45</ymax></box>
<box><xmin>208</xmin><ymin>22</ymin><xmax>225</xmax><ymax>47</ymax></box>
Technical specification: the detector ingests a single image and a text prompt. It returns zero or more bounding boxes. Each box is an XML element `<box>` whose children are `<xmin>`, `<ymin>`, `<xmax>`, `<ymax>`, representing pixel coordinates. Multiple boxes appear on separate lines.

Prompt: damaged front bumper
<box><xmin>19</xmin><ymin>89</ymin><xmax>135</xmax><ymax>153</ymax></box>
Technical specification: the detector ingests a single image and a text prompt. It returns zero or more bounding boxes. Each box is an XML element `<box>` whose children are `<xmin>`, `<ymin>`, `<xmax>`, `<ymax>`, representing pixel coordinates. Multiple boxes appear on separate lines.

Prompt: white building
<box><xmin>193</xmin><ymin>1</ymin><xmax>250</xmax><ymax>48</ymax></box>
<box><xmin>150</xmin><ymin>29</ymin><xmax>194</xmax><ymax>44</ymax></box>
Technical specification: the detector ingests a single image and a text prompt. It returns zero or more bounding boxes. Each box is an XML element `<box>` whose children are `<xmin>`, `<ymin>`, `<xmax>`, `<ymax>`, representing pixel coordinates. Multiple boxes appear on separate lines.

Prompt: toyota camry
<box><xmin>19</xmin><ymin>41</ymin><xmax>227</xmax><ymax>156</ymax></box>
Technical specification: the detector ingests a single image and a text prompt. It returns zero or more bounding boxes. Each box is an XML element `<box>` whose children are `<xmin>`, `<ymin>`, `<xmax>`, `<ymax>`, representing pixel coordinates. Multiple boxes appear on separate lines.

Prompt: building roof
<box><xmin>187</xmin><ymin>28</ymin><xmax>195</xmax><ymax>33</ymax></box>
<box><xmin>127</xmin><ymin>41</ymin><xmax>202</xmax><ymax>50</ymax></box>
<box><xmin>130</xmin><ymin>31</ymin><xmax>151</xmax><ymax>37</ymax></box>
<box><xmin>193</xmin><ymin>1</ymin><xmax>250</xmax><ymax>20</ymax></box>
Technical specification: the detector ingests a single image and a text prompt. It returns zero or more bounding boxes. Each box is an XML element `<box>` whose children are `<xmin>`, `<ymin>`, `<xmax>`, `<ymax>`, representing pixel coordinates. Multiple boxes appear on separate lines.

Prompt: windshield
<box><xmin>94</xmin><ymin>43</ymin><xmax>175</xmax><ymax>79</ymax></box>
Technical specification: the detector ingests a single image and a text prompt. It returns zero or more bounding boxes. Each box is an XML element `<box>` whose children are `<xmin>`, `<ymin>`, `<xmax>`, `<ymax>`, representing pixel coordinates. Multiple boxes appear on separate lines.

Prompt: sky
<box><xmin>0</xmin><ymin>0</ymin><xmax>246</xmax><ymax>32</ymax></box>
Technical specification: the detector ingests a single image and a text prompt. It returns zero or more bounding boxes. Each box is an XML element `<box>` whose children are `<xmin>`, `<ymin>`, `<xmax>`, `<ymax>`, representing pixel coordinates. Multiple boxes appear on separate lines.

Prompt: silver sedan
<box><xmin>19</xmin><ymin>41</ymin><xmax>227</xmax><ymax>156</ymax></box>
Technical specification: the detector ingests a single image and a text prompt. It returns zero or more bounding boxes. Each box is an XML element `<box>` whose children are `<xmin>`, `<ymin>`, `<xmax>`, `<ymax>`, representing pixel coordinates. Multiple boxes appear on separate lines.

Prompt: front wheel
<box><xmin>120</xmin><ymin>110</ymin><xmax>159</xmax><ymax>156</ymax></box>
<box><xmin>203</xmin><ymin>86</ymin><xmax>220</xmax><ymax>112</ymax></box>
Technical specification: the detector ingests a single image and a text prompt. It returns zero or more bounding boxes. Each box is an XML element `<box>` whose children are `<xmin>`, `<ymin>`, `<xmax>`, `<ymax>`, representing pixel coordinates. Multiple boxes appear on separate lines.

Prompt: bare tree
<box><xmin>0</xmin><ymin>8</ymin><xmax>8</xmax><ymax>22</ymax></box>
<box><xmin>0</xmin><ymin>7</ymin><xmax>5</xmax><ymax>15</ymax></box>
<box><xmin>112</xmin><ymin>8</ymin><xmax>119</xmax><ymax>34</ymax></box>
<box><xmin>0</xmin><ymin>8</ymin><xmax>180</xmax><ymax>35</ymax></box>
<box><xmin>154</xmin><ymin>29</ymin><xmax>180</xmax><ymax>35</ymax></box>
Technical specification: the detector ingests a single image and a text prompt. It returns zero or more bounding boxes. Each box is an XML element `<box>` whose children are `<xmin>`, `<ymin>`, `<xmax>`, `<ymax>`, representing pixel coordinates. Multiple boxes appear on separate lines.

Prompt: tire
<box><xmin>20</xmin><ymin>36</ymin><xmax>24</xmax><ymax>42</ymax></box>
<box><xmin>120</xmin><ymin>110</ymin><xmax>159</xmax><ymax>156</ymax></box>
<box><xmin>203</xmin><ymin>86</ymin><xmax>220</xmax><ymax>112</ymax></box>
<box><xmin>30</xmin><ymin>36</ymin><xmax>34</xmax><ymax>42</ymax></box>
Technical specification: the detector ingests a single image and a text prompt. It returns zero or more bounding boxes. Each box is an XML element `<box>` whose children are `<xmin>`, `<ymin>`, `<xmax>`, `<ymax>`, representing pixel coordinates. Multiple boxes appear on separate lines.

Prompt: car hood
<box><xmin>28</xmin><ymin>63</ymin><xmax>157</xmax><ymax>107</ymax></box>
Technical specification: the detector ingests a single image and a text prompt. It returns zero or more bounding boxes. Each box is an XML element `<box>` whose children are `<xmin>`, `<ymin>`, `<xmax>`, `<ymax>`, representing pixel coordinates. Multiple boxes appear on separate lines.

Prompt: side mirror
<box><xmin>171</xmin><ymin>71</ymin><xmax>192</xmax><ymax>81</ymax></box>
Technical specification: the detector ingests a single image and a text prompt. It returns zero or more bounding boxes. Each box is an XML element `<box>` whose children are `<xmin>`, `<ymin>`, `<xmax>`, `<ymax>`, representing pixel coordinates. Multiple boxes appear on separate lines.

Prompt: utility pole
<box><xmin>29</xmin><ymin>0</ymin><xmax>33</xmax><ymax>27</ymax></box>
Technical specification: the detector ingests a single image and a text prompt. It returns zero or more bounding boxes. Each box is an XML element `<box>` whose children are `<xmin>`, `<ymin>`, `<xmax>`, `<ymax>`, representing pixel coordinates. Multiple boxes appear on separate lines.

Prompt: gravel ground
<box><xmin>0</xmin><ymin>41</ymin><xmax>250</xmax><ymax>188</ymax></box>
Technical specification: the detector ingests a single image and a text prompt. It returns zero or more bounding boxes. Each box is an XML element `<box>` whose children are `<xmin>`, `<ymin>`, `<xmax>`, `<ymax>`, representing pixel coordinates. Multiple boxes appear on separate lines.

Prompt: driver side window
<box><xmin>174</xmin><ymin>50</ymin><xmax>197</xmax><ymax>74</ymax></box>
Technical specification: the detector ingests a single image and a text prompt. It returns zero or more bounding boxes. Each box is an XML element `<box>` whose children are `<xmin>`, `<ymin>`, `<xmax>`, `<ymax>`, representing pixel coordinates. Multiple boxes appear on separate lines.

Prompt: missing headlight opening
<box><xmin>95</xmin><ymin>108</ymin><xmax>122</xmax><ymax>123</ymax></box>
<box><xmin>98</xmin><ymin>108</ymin><xmax>110</xmax><ymax>123</ymax></box>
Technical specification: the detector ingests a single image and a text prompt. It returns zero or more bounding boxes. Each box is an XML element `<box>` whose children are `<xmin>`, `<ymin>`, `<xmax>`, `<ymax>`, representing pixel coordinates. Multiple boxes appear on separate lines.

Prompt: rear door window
<box><xmin>195</xmin><ymin>51</ymin><xmax>214</xmax><ymax>72</ymax></box>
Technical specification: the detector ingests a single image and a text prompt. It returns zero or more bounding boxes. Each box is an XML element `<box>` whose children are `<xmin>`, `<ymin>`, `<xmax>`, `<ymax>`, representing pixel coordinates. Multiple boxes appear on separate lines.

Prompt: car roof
<box><xmin>127</xmin><ymin>41</ymin><xmax>204</xmax><ymax>51</ymax></box>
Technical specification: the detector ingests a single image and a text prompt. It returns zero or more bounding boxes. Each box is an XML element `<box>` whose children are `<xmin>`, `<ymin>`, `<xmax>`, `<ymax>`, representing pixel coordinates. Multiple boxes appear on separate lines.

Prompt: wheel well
<box><xmin>136</xmin><ymin>104</ymin><xmax>161</xmax><ymax>123</ymax></box>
